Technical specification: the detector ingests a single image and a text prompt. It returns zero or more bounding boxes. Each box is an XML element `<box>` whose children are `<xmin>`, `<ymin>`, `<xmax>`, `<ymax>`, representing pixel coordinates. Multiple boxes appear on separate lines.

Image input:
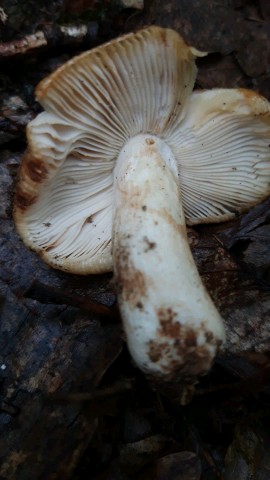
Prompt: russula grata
<box><xmin>14</xmin><ymin>27</ymin><xmax>270</xmax><ymax>385</ymax></box>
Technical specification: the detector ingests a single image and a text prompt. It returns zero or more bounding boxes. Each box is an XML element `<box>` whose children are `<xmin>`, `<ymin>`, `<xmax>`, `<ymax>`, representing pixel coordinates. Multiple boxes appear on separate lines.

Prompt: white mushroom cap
<box><xmin>14</xmin><ymin>26</ymin><xmax>198</xmax><ymax>273</ymax></box>
<box><xmin>14</xmin><ymin>28</ymin><xmax>270</xmax><ymax>274</ymax></box>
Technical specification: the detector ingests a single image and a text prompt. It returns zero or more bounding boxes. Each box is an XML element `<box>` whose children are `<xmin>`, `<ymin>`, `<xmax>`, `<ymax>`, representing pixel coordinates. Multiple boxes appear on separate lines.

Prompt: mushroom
<box><xmin>14</xmin><ymin>27</ymin><xmax>270</xmax><ymax>386</ymax></box>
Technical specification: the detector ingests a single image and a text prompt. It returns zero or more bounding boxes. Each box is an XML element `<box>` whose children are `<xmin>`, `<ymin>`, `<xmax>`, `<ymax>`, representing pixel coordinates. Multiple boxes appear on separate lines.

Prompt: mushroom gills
<box><xmin>113</xmin><ymin>134</ymin><xmax>225</xmax><ymax>382</ymax></box>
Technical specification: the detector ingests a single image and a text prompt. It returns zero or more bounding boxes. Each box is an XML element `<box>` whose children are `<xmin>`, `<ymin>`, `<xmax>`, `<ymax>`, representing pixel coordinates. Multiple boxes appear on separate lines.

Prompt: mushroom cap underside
<box><xmin>13</xmin><ymin>26</ymin><xmax>270</xmax><ymax>273</ymax></box>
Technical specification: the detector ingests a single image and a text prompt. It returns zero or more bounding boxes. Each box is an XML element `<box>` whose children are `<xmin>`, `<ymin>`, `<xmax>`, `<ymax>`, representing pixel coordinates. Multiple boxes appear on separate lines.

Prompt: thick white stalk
<box><xmin>113</xmin><ymin>134</ymin><xmax>225</xmax><ymax>382</ymax></box>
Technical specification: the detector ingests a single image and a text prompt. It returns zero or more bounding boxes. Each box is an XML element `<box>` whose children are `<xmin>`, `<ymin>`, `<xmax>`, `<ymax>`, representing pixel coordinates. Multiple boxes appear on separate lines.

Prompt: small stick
<box><xmin>0</xmin><ymin>23</ymin><xmax>98</xmax><ymax>58</ymax></box>
<box><xmin>25</xmin><ymin>280</ymin><xmax>119</xmax><ymax>319</ymax></box>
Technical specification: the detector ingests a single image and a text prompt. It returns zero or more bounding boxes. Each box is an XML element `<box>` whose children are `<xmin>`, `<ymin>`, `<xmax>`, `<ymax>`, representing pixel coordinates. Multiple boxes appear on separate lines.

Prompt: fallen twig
<box><xmin>0</xmin><ymin>23</ymin><xmax>98</xmax><ymax>58</ymax></box>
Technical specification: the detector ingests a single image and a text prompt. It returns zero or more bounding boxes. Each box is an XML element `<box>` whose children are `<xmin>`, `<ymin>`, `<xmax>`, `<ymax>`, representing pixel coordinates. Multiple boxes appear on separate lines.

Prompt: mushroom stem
<box><xmin>113</xmin><ymin>134</ymin><xmax>225</xmax><ymax>382</ymax></box>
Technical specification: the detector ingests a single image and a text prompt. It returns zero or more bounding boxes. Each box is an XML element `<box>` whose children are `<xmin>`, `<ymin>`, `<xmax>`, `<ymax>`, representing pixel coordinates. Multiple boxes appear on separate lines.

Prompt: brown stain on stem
<box><xmin>146</xmin><ymin>306</ymin><xmax>223</xmax><ymax>382</ymax></box>
<box><xmin>157</xmin><ymin>307</ymin><xmax>180</xmax><ymax>337</ymax></box>
<box><xmin>114</xmin><ymin>240</ymin><xmax>149</xmax><ymax>309</ymax></box>
<box><xmin>159</xmin><ymin>207</ymin><xmax>187</xmax><ymax>237</ymax></box>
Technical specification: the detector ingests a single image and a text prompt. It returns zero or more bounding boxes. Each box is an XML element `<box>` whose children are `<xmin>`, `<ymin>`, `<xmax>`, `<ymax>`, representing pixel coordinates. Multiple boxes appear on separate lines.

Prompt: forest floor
<box><xmin>0</xmin><ymin>1</ymin><xmax>270</xmax><ymax>479</ymax></box>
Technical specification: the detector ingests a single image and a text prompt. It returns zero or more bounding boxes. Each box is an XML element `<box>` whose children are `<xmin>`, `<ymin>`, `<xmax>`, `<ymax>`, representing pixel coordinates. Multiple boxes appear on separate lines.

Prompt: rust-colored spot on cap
<box><xmin>237</xmin><ymin>88</ymin><xmax>270</xmax><ymax>115</ymax></box>
<box><xmin>13</xmin><ymin>150</ymin><xmax>49</xmax><ymax>214</ymax></box>
<box><xmin>237</xmin><ymin>88</ymin><xmax>261</xmax><ymax>100</ymax></box>
<box><xmin>26</xmin><ymin>159</ymin><xmax>49</xmax><ymax>183</ymax></box>
<box><xmin>145</xmin><ymin>138</ymin><xmax>155</xmax><ymax>146</ymax></box>
<box><xmin>14</xmin><ymin>188</ymin><xmax>37</xmax><ymax>211</ymax></box>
